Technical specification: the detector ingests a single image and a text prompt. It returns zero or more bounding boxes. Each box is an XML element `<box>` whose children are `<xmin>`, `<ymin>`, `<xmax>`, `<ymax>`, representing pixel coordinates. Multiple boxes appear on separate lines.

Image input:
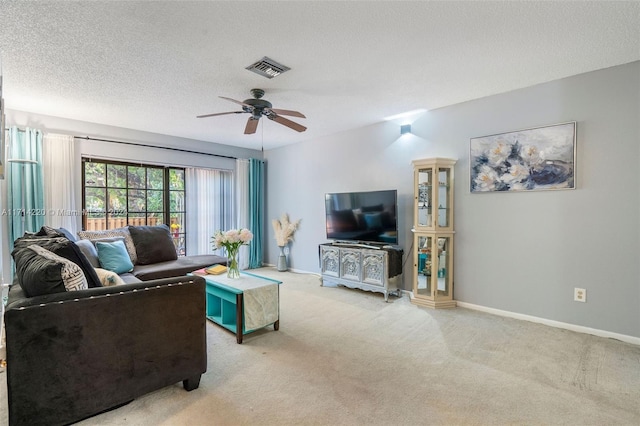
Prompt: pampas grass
<box><xmin>272</xmin><ymin>213</ymin><xmax>301</xmax><ymax>247</ymax></box>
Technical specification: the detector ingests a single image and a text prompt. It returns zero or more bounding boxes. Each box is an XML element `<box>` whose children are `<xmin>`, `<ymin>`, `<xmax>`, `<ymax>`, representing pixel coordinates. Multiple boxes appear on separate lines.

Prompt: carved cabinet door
<box><xmin>362</xmin><ymin>250</ymin><xmax>386</xmax><ymax>287</ymax></box>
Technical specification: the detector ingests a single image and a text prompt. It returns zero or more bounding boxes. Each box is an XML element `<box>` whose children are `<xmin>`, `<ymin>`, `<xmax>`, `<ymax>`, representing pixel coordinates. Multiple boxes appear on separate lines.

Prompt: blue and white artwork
<box><xmin>470</xmin><ymin>122</ymin><xmax>576</xmax><ymax>193</ymax></box>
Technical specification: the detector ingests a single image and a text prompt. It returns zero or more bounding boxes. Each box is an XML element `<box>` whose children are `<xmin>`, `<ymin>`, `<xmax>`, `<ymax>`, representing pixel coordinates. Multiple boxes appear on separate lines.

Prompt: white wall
<box><xmin>265</xmin><ymin>61</ymin><xmax>640</xmax><ymax>338</ymax></box>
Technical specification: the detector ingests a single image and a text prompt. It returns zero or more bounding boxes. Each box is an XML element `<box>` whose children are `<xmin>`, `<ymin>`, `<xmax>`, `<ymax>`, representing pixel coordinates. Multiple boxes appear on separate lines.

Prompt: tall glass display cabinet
<box><xmin>411</xmin><ymin>158</ymin><xmax>457</xmax><ymax>308</ymax></box>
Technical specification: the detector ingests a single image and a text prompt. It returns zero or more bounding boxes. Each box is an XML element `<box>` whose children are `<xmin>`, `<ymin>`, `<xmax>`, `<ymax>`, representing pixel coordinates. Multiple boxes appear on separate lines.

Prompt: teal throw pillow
<box><xmin>96</xmin><ymin>239</ymin><xmax>134</xmax><ymax>274</ymax></box>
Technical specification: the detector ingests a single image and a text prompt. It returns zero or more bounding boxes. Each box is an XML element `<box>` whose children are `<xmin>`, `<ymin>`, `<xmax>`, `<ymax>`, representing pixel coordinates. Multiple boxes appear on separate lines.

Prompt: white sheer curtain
<box><xmin>42</xmin><ymin>133</ymin><xmax>77</xmax><ymax>233</ymax></box>
<box><xmin>236</xmin><ymin>159</ymin><xmax>250</xmax><ymax>269</ymax></box>
<box><xmin>185</xmin><ymin>167</ymin><xmax>233</xmax><ymax>256</ymax></box>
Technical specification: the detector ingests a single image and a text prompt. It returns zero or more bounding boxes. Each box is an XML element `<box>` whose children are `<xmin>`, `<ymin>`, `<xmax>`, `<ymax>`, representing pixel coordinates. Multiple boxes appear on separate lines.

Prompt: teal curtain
<box><xmin>248</xmin><ymin>158</ymin><xmax>264</xmax><ymax>269</ymax></box>
<box><xmin>7</xmin><ymin>127</ymin><xmax>45</xmax><ymax>248</ymax></box>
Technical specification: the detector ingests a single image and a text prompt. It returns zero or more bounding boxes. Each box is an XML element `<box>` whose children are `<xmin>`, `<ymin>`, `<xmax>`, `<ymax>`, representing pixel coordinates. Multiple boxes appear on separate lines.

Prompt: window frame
<box><xmin>81</xmin><ymin>158</ymin><xmax>186</xmax><ymax>254</ymax></box>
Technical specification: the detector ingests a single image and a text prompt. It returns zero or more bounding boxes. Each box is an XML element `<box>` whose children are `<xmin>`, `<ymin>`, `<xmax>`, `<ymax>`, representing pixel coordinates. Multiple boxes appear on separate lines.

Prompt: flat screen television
<box><xmin>325</xmin><ymin>189</ymin><xmax>398</xmax><ymax>245</ymax></box>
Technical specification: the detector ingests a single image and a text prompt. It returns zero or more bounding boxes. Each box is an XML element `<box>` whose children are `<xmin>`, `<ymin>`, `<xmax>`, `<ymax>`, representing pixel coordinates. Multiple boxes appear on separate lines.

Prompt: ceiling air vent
<box><xmin>245</xmin><ymin>57</ymin><xmax>290</xmax><ymax>79</ymax></box>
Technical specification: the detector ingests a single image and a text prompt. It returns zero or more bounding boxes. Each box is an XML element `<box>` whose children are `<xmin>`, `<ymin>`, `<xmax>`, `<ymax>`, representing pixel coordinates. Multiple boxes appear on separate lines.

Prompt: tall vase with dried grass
<box><xmin>272</xmin><ymin>213</ymin><xmax>301</xmax><ymax>272</ymax></box>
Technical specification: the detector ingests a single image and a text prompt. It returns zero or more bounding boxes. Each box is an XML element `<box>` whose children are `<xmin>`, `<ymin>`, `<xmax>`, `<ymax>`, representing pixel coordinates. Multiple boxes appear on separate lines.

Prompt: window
<box><xmin>168</xmin><ymin>168</ymin><xmax>186</xmax><ymax>255</ymax></box>
<box><xmin>82</xmin><ymin>159</ymin><xmax>186</xmax><ymax>255</ymax></box>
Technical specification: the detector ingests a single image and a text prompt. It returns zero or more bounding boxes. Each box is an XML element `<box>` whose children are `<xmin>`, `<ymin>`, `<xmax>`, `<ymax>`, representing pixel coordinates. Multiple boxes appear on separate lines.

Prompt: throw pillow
<box><xmin>13</xmin><ymin>245</ymin><xmax>88</xmax><ymax>297</ymax></box>
<box><xmin>94</xmin><ymin>267</ymin><xmax>126</xmax><ymax>286</ymax></box>
<box><xmin>96</xmin><ymin>240</ymin><xmax>134</xmax><ymax>274</ymax></box>
<box><xmin>128</xmin><ymin>224</ymin><xmax>178</xmax><ymax>265</ymax></box>
<box><xmin>35</xmin><ymin>225</ymin><xmax>65</xmax><ymax>238</ymax></box>
<box><xmin>12</xmin><ymin>235</ymin><xmax>102</xmax><ymax>288</ymax></box>
<box><xmin>35</xmin><ymin>225</ymin><xmax>78</xmax><ymax>242</ymax></box>
<box><xmin>74</xmin><ymin>239</ymin><xmax>100</xmax><ymax>268</ymax></box>
<box><xmin>77</xmin><ymin>227</ymin><xmax>138</xmax><ymax>264</ymax></box>
<box><xmin>28</xmin><ymin>245</ymin><xmax>88</xmax><ymax>292</ymax></box>
<box><xmin>58</xmin><ymin>227</ymin><xmax>78</xmax><ymax>242</ymax></box>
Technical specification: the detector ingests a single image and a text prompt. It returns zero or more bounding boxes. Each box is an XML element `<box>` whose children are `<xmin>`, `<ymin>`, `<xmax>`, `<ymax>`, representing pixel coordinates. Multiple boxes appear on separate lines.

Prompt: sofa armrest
<box><xmin>4</xmin><ymin>275</ymin><xmax>207</xmax><ymax>426</ymax></box>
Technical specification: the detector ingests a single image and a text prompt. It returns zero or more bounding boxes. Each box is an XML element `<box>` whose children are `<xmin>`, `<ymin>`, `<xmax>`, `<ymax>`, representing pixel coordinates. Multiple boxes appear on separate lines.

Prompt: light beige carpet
<box><xmin>1</xmin><ymin>267</ymin><xmax>639</xmax><ymax>425</ymax></box>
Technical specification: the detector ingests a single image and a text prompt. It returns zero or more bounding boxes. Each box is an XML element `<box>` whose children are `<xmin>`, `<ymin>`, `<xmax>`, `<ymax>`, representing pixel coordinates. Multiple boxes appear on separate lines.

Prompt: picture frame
<box><xmin>470</xmin><ymin>121</ymin><xmax>576</xmax><ymax>193</ymax></box>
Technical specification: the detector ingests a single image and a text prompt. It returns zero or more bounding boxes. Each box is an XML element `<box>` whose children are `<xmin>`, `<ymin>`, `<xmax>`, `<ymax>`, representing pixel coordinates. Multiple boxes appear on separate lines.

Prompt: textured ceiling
<box><xmin>0</xmin><ymin>1</ymin><xmax>638</xmax><ymax>150</ymax></box>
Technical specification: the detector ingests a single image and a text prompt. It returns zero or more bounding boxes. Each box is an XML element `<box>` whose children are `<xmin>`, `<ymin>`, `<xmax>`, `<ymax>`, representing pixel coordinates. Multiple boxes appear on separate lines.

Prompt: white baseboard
<box><xmin>255</xmin><ymin>270</ymin><xmax>639</xmax><ymax>345</ymax></box>
<box><xmin>456</xmin><ymin>301</ymin><xmax>640</xmax><ymax>346</ymax></box>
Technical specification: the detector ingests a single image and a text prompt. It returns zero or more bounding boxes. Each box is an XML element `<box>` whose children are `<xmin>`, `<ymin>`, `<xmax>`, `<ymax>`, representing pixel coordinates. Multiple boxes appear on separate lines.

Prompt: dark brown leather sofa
<box><xmin>5</xmin><ymin>275</ymin><xmax>207</xmax><ymax>426</ymax></box>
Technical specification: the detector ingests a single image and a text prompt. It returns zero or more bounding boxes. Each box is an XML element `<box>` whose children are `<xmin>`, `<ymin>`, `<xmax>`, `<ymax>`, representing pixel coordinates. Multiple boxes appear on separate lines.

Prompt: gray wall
<box><xmin>265</xmin><ymin>61</ymin><xmax>640</xmax><ymax>338</ymax></box>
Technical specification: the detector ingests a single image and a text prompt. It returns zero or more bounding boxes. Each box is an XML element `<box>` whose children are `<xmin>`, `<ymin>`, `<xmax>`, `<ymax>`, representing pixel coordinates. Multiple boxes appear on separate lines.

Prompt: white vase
<box><xmin>277</xmin><ymin>246</ymin><xmax>287</xmax><ymax>272</ymax></box>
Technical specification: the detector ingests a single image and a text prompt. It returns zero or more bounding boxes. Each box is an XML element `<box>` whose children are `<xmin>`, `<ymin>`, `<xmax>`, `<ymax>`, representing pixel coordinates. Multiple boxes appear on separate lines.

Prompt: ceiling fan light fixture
<box><xmin>246</xmin><ymin>57</ymin><xmax>290</xmax><ymax>79</ymax></box>
<box><xmin>198</xmin><ymin>89</ymin><xmax>306</xmax><ymax>133</ymax></box>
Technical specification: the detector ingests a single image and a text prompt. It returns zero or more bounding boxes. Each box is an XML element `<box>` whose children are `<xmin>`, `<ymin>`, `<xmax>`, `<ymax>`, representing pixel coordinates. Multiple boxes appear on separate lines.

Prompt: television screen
<box><xmin>325</xmin><ymin>189</ymin><xmax>398</xmax><ymax>244</ymax></box>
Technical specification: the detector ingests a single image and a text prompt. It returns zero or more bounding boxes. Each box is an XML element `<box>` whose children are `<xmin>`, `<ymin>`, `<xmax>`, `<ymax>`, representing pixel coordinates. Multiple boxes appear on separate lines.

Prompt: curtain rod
<box><xmin>73</xmin><ymin>135</ymin><xmax>237</xmax><ymax>160</ymax></box>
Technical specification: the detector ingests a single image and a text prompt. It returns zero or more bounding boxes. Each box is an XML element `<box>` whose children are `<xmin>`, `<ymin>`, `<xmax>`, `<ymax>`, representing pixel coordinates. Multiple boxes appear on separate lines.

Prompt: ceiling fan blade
<box><xmin>266</xmin><ymin>108</ymin><xmax>306</xmax><ymax>118</ymax></box>
<box><xmin>197</xmin><ymin>111</ymin><xmax>244</xmax><ymax>118</ymax></box>
<box><xmin>220</xmin><ymin>96</ymin><xmax>253</xmax><ymax>109</ymax></box>
<box><xmin>244</xmin><ymin>117</ymin><xmax>259</xmax><ymax>134</ymax></box>
<box><xmin>270</xmin><ymin>115</ymin><xmax>307</xmax><ymax>132</ymax></box>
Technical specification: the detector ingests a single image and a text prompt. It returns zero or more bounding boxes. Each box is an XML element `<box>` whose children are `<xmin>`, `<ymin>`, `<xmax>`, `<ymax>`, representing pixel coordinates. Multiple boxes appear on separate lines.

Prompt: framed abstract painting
<box><xmin>470</xmin><ymin>121</ymin><xmax>576</xmax><ymax>193</ymax></box>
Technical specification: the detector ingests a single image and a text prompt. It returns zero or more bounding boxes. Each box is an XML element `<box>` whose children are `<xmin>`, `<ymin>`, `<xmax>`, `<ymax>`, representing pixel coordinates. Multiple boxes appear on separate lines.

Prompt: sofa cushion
<box><xmin>78</xmin><ymin>227</ymin><xmax>138</xmax><ymax>264</ymax></box>
<box><xmin>128</xmin><ymin>224</ymin><xmax>178</xmax><ymax>265</ymax></box>
<box><xmin>13</xmin><ymin>235</ymin><xmax>102</xmax><ymax>288</ymax></box>
<box><xmin>13</xmin><ymin>245</ymin><xmax>88</xmax><ymax>297</ymax></box>
<box><xmin>132</xmin><ymin>254</ymin><xmax>227</xmax><ymax>281</ymax></box>
<box><xmin>96</xmin><ymin>240</ymin><xmax>134</xmax><ymax>274</ymax></box>
<box><xmin>118</xmin><ymin>272</ymin><xmax>143</xmax><ymax>285</ymax></box>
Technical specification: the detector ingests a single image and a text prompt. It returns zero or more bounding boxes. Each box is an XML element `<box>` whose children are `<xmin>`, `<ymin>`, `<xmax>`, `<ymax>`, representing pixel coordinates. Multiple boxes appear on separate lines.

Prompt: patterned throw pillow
<box><xmin>94</xmin><ymin>267</ymin><xmax>126</xmax><ymax>286</ymax></box>
<box><xmin>77</xmin><ymin>227</ymin><xmax>138</xmax><ymax>264</ymax></box>
<box><xmin>12</xmin><ymin>235</ymin><xmax>103</xmax><ymax>288</ymax></box>
<box><xmin>28</xmin><ymin>245</ymin><xmax>88</xmax><ymax>292</ymax></box>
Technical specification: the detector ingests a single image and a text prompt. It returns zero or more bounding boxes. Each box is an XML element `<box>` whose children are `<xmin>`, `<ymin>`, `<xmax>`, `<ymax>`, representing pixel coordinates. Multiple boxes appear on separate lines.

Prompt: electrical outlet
<box><xmin>574</xmin><ymin>288</ymin><xmax>586</xmax><ymax>302</ymax></box>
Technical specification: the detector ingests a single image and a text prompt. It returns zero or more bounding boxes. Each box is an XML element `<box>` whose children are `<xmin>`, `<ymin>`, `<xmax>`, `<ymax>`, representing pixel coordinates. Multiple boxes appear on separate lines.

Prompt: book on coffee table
<box><xmin>205</xmin><ymin>264</ymin><xmax>227</xmax><ymax>275</ymax></box>
<box><xmin>192</xmin><ymin>264</ymin><xmax>227</xmax><ymax>275</ymax></box>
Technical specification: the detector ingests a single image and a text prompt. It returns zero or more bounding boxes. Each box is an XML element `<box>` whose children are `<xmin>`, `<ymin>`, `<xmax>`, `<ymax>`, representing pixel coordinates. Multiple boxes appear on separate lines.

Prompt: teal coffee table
<box><xmin>200</xmin><ymin>271</ymin><xmax>282</xmax><ymax>344</ymax></box>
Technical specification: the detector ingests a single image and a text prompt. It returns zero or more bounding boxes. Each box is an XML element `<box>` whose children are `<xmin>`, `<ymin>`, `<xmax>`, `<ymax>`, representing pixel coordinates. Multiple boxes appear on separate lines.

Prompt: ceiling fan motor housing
<box><xmin>243</xmin><ymin>97</ymin><xmax>273</xmax><ymax>118</ymax></box>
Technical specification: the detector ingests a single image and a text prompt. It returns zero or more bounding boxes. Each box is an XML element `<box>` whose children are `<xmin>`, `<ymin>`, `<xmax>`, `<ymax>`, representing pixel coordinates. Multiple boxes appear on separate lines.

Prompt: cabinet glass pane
<box><xmin>437</xmin><ymin>168</ymin><xmax>451</xmax><ymax>228</ymax></box>
<box><xmin>435</xmin><ymin>237</ymin><xmax>450</xmax><ymax>298</ymax></box>
<box><xmin>417</xmin><ymin>167</ymin><xmax>433</xmax><ymax>227</ymax></box>
<box><xmin>416</xmin><ymin>235</ymin><xmax>432</xmax><ymax>296</ymax></box>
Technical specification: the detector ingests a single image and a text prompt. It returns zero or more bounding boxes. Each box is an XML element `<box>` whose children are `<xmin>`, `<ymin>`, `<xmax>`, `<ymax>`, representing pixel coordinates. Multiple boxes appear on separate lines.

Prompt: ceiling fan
<box><xmin>197</xmin><ymin>88</ymin><xmax>307</xmax><ymax>135</ymax></box>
